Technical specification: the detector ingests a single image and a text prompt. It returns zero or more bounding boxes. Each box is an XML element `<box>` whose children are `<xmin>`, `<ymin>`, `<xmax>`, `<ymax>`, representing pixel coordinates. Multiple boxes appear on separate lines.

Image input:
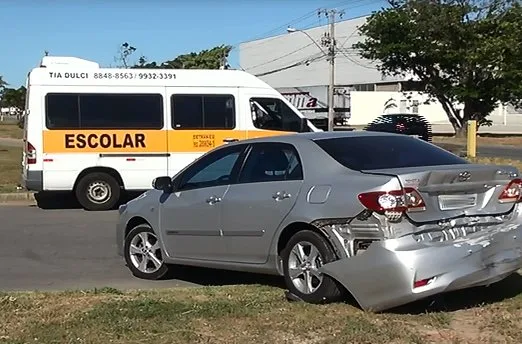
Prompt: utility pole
<box><xmin>219</xmin><ymin>50</ymin><xmax>229</xmax><ymax>70</ymax></box>
<box><xmin>319</xmin><ymin>8</ymin><xmax>344</xmax><ymax>131</ymax></box>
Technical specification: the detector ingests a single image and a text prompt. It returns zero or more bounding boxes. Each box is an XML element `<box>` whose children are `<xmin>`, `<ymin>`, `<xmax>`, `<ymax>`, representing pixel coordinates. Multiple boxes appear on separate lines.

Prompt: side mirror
<box><xmin>152</xmin><ymin>176</ymin><xmax>173</xmax><ymax>192</ymax></box>
<box><xmin>298</xmin><ymin>117</ymin><xmax>308</xmax><ymax>132</ymax></box>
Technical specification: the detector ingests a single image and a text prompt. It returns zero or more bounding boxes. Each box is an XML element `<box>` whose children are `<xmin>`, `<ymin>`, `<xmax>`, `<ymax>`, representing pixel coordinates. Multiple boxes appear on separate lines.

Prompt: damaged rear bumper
<box><xmin>319</xmin><ymin>213</ymin><xmax>522</xmax><ymax>312</ymax></box>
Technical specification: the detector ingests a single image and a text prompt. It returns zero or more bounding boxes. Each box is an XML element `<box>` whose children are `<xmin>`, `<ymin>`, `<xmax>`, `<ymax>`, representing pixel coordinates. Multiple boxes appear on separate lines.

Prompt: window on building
<box><xmin>352</xmin><ymin>84</ymin><xmax>375</xmax><ymax>92</ymax></box>
<box><xmin>171</xmin><ymin>94</ymin><xmax>235</xmax><ymax>130</ymax></box>
<box><xmin>45</xmin><ymin>93</ymin><xmax>164</xmax><ymax>129</ymax></box>
<box><xmin>412</xmin><ymin>100</ymin><xmax>419</xmax><ymax>114</ymax></box>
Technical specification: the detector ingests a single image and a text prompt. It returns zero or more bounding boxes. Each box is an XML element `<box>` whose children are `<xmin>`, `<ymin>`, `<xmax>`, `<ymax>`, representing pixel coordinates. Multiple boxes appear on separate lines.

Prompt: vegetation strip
<box><xmin>1</xmin><ymin>278</ymin><xmax>522</xmax><ymax>344</ymax></box>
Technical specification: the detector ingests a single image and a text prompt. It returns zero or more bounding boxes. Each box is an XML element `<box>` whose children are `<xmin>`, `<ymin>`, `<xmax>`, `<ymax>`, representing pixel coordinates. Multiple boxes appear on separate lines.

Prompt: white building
<box><xmin>239</xmin><ymin>15</ymin><xmax>522</xmax><ymax>133</ymax></box>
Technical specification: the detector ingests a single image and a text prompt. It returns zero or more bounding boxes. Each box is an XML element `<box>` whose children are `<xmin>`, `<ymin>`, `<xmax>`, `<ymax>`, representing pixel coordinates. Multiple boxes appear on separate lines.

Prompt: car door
<box><xmin>220</xmin><ymin>142</ymin><xmax>304</xmax><ymax>264</ymax></box>
<box><xmin>159</xmin><ymin>143</ymin><xmax>247</xmax><ymax>261</ymax></box>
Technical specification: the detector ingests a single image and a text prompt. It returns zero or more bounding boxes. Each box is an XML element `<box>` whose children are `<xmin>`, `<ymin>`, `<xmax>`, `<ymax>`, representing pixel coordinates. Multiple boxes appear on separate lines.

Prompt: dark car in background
<box><xmin>363</xmin><ymin>113</ymin><xmax>433</xmax><ymax>142</ymax></box>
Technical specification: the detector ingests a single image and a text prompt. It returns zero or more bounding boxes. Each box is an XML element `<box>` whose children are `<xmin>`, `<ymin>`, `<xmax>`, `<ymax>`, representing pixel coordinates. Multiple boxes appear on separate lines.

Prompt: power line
<box><xmin>231</xmin><ymin>0</ymin><xmax>379</xmax><ymax>53</ymax></box>
<box><xmin>254</xmin><ymin>53</ymin><xmax>327</xmax><ymax>77</ymax></box>
<box><xmin>239</xmin><ymin>5</ymin><xmax>381</xmax><ymax>72</ymax></box>
<box><xmin>245</xmin><ymin>42</ymin><xmax>317</xmax><ymax>70</ymax></box>
<box><xmin>338</xmin><ymin>50</ymin><xmax>378</xmax><ymax>69</ymax></box>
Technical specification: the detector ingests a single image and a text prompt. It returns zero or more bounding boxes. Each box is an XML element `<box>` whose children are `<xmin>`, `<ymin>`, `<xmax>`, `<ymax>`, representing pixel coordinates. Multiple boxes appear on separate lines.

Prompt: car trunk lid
<box><xmin>361</xmin><ymin>163</ymin><xmax>520</xmax><ymax>223</ymax></box>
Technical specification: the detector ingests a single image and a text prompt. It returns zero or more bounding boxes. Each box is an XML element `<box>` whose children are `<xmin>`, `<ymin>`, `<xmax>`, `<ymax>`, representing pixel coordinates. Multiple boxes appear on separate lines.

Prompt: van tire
<box><xmin>75</xmin><ymin>172</ymin><xmax>121</xmax><ymax>211</ymax></box>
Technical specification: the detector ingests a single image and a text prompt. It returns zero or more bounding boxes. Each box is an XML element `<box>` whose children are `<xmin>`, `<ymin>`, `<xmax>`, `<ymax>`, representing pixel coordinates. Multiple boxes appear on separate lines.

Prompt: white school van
<box><xmin>21</xmin><ymin>56</ymin><xmax>320</xmax><ymax>210</ymax></box>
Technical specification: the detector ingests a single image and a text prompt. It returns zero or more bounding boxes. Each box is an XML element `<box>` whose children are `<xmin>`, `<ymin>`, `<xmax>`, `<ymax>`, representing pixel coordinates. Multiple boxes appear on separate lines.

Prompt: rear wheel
<box><xmin>281</xmin><ymin>230</ymin><xmax>343</xmax><ymax>304</ymax></box>
<box><xmin>124</xmin><ymin>224</ymin><xmax>170</xmax><ymax>280</ymax></box>
<box><xmin>75</xmin><ymin>172</ymin><xmax>121</xmax><ymax>211</ymax></box>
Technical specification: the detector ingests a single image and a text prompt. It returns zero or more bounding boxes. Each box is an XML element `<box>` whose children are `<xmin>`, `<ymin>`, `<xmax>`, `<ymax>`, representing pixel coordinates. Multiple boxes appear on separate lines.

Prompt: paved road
<box><xmin>0</xmin><ymin>204</ymin><xmax>282</xmax><ymax>292</ymax></box>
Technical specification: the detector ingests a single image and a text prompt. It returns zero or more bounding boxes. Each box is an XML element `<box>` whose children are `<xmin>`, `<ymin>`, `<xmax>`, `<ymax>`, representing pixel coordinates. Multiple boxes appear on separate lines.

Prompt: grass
<box><xmin>0</xmin><ymin>145</ymin><xmax>22</xmax><ymax>192</ymax></box>
<box><xmin>471</xmin><ymin>156</ymin><xmax>522</xmax><ymax>172</ymax></box>
<box><xmin>433</xmin><ymin>135</ymin><xmax>522</xmax><ymax>146</ymax></box>
<box><xmin>1</xmin><ymin>277</ymin><xmax>522</xmax><ymax>344</ymax></box>
<box><xmin>0</xmin><ymin>123</ymin><xmax>23</xmax><ymax>140</ymax></box>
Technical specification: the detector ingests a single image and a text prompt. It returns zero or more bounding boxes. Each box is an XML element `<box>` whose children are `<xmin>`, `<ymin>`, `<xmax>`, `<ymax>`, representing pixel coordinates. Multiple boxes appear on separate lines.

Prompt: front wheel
<box><xmin>124</xmin><ymin>224</ymin><xmax>170</xmax><ymax>280</ymax></box>
<box><xmin>281</xmin><ymin>230</ymin><xmax>343</xmax><ymax>304</ymax></box>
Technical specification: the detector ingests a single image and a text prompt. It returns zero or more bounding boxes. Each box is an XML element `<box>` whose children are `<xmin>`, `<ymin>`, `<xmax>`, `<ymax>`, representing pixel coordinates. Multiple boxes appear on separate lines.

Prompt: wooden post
<box><xmin>467</xmin><ymin>120</ymin><xmax>477</xmax><ymax>158</ymax></box>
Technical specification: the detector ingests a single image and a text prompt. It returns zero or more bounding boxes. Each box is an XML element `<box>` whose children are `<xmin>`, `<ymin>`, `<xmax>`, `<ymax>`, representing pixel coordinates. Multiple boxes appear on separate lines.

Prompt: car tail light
<box><xmin>26</xmin><ymin>141</ymin><xmax>36</xmax><ymax>164</ymax></box>
<box><xmin>413</xmin><ymin>276</ymin><xmax>436</xmax><ymax>289</ymax></box>
<box><xmin>498</xmin><ymin>178</ymin><xmax>522</xmax><ymax>203</ymax></box>
<box><xmin>358</xmin><ymin>187</ymin><xmax>426</xmax><ymax>213</ymax></box>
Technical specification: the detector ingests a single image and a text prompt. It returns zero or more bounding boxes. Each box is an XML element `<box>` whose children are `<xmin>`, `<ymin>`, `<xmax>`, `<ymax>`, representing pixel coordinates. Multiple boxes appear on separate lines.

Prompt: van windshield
<box><xmin>250</xmin><ymin>97</ymin><xmax>309</xmax><ymax>133</ymax></box>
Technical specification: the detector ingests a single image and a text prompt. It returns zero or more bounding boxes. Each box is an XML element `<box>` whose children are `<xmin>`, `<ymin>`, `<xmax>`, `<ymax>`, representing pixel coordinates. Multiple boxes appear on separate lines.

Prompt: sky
<box><xmin>0</xmin><ymin>0</ymin><xmax>389</xmax><ymax>88</ymax></box>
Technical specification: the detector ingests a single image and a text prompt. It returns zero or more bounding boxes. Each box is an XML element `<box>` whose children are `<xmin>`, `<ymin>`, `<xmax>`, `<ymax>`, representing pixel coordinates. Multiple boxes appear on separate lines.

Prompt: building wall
<box><xmin>349</xmin><ymin>91</ymin><xmax>449</xmax><ymax>125</ymax></box>
<box><xmin>239</xmin><ymin>16</ymin><xmax>405</xmax><ymax>88</ymax></box>
<box><xmin>349</xmin><ymin>91</ymin><xmax>522</xmax><ymax>133</ymax></box>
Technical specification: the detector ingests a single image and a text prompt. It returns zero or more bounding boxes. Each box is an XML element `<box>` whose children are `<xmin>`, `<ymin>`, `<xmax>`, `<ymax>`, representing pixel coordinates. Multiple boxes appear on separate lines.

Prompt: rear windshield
<box><xmin>313</xmin><ymin>135</ymin><xmax>469</xmax><ymax>171</ymax></box>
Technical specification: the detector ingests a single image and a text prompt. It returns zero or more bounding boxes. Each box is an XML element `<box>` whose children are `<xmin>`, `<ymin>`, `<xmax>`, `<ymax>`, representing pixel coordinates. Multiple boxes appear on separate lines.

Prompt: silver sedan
<box><xmin>116</xmin><ymin>131</ymin><xmax>522</xmax><ymax>312</ymax></box>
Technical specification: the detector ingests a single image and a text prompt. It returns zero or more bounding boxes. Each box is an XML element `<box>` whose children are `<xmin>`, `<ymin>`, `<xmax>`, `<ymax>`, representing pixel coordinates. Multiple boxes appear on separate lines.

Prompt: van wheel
<box><xmin>76</xmin><ymin>172</ymin><xmax>121</xmax><ymax>211</ymax></box>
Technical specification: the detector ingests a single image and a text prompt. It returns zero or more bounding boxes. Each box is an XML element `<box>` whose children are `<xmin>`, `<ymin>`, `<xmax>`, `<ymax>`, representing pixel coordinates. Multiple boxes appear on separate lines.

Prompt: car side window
<box><xmin>177</xmin><ymin>145</ymin><xmax>245</xmax><ymax>191</ymax></box>
<box><xmin>238</xmin><ymin>143</ymin><xmax>303</xmax><ymax>184</ymax></box>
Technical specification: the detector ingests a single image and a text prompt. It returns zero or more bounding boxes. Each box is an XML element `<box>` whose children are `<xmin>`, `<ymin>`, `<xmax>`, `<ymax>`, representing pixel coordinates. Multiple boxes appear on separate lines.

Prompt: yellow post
<box><xmin>467</xmin><ymin>120</ymin><xmax>477</xmax><ymax>158</ymax></box>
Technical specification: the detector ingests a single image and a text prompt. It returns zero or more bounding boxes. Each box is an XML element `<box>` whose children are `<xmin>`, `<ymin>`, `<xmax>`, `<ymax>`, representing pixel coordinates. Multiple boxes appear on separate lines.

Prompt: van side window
<box><xmin>250</xmin><ymin>97</ymin><xmax>308</xmax><ymax>132</ymax></box>
<box><xmin>171</xmin><ymin>94</ymin><xmax>235</xmax><ymax>130</ymax></box>
<box><xmin>45</xmin><ymin>93</ymin><xmax>163</xmax><ymax>129</ymax></box>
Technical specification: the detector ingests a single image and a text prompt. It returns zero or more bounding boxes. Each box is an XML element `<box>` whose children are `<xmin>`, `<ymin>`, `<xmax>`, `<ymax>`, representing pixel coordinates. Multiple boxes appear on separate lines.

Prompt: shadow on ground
<box><xmin>164</xmin><ymin>265</ymin><xmax>286</xmax><ymax>289</ymax></box>
<box><xmin>388</xmin><ymin>271</ymin><xmax>522</xmax><ymax>314</ymax></box>
<box><xmin>33</xmin><ymin>191</ymin><xmax>143</xmax><ymax>210</ymax></box>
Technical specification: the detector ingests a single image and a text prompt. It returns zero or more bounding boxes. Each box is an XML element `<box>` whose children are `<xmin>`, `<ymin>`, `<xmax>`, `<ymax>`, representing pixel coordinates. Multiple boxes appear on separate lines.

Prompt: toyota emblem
<box><xmin>457</xmin><ymin>171</ymin><xmax>471</xmax><ymax>182</ymax></box>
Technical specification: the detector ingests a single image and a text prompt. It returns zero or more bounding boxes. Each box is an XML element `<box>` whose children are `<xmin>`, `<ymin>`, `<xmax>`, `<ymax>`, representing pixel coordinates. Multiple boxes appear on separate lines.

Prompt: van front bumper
<box><xmin>319</xmin><ymin>215</ymin><xmax>522</xmax><ymax>312</ymax></box>
<box><xmin>22</xmin><ymin>170</ymin><xmax>43</xmax><ymax>191</ymax></box>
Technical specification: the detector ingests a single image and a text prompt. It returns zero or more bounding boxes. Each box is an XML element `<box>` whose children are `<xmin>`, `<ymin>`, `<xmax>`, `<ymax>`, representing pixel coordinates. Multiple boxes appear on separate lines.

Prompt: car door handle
<box><xmin>223</xmin><ymin>138</ymin><xmax>239</xmax><ymax>143</ymax></box>
<box><xmin>206</xmin><ymin>195</ymin><xmax>222</xmax><ymax>205</ymax></box>
<box><xmin>272</xmin><ymin>191</ymin><xmax>291</xmax><ymax>201</ymax></box>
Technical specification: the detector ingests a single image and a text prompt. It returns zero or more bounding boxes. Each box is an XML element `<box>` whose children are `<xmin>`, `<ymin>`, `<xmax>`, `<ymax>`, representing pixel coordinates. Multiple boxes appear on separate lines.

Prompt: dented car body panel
<box><xmin>117</xmin><ymin>131</ymin><xmax>522</xmax><ymax>312</ymax></box>
<box><xmin>319</xmin><ymin>205</ymin><xmax>522</xmax><ymax>312</ymax></box>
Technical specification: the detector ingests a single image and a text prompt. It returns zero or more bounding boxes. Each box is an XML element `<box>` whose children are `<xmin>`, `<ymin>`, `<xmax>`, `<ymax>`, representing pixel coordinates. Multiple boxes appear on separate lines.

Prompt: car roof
<box><xmin>229</xmin><ymin>130</ymin><xmax>404</xmax><ymax>146</ymax></box>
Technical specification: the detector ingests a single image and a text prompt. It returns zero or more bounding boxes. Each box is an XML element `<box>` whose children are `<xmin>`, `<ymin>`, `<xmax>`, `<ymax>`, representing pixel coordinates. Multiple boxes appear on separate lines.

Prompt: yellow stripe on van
<box><xmin>43</xmin><ymin>130</ymin><xmax>167</xmax><ymax>153</ymax></box>
<box><xmin>167</xmin><ymin>130</ymin><xmax>247</xmax><ymax>151</ymax></box>
<box><xmin>43</xmin><ymin>129</ymin><xmax>295</xmax><ymax>154</ymax></box>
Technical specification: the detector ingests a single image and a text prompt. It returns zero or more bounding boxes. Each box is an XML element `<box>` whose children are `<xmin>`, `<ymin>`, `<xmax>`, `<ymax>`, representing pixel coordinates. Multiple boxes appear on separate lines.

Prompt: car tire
<box><xmin>281</xmin><ymin>230</ymin><xmax>343</xmax><ymax>304</ymax></box>
<box><xmin>75</xmin><ymin>172</ymin><xmax>121</xmax><ymax>211</ymax></box>
<box><xmin>124</xmin><ymin>224</ymin><xmax>170</xmax><ymax>280</ymax></box>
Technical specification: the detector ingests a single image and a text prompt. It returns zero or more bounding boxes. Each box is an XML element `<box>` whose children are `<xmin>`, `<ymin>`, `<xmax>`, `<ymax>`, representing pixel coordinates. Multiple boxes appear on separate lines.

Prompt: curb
<box><xmin>0</xmin><ymin>192</ymin><xmax>36</xmax><ymax>203</ymax></box>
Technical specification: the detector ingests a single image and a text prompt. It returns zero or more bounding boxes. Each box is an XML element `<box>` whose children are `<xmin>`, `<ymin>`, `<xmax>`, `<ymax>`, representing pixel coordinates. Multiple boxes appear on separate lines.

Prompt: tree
<box><xmin>114</xmin><ymin>42</ymin><xmax>139</xmax><ymax>68</ymax></box>
<box><xmin>354</xmin><ymin>0</ymin><xmax>522</xmax><ymax>136</ymax></box>
<box><xmin>0</xmin><ymin>75</ymin><xmax>6</xmax><ymax>91</ymax></box>
<box><xmin>129</xmin><ymin>44</ymin><xmax>232</xmax><ymax>70</ymax></box>
<box><xmin>1</xmin><ymin>86</ymin><xmax>26</xmax><ymax>115</ymax></box>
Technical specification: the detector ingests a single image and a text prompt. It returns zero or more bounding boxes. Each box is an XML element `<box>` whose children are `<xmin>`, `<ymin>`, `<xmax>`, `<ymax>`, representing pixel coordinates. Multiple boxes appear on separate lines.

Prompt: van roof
<box><xmin>28</xmin><ymin>56</ymin><xmax>275</xmax><ymax>89</ymax></box>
